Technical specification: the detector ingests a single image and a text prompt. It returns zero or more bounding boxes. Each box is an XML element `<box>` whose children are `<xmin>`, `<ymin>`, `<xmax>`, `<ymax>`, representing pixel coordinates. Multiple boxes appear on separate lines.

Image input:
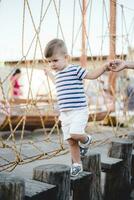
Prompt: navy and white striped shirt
<box><xmin>55</xmin><ymin>65</ymin><xmax>88</xmax><ymax>111</ymax></box>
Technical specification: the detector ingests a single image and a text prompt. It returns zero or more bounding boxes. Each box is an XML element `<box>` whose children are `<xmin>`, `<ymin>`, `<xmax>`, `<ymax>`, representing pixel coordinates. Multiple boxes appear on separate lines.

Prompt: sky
<box><xmin>0</xmin><ymin>0</ymin><xmax>134</xmax><ymax>61</ymax></box>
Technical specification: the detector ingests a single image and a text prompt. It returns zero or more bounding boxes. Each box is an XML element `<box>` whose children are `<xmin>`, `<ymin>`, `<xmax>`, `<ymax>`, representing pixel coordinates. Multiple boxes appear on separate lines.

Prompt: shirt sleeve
<box><xmin>76</xmin><ymin>65</ymin><xmax>88</xmax><ymax>80</ymax></box>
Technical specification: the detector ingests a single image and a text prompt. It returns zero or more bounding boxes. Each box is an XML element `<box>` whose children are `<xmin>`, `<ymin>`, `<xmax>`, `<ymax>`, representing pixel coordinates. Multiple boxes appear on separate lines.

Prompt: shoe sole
<box><xmin>71</xmin><ymin>169</ymin><xmax>83</xmax><ymax>177</ymax></box>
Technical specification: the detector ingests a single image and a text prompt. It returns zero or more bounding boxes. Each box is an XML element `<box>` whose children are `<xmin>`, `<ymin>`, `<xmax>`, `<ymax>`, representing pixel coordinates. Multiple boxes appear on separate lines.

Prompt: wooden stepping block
<box><xmin>71</xmin><ymin>171</ymin><xmax>92</xmax><ymax>200</ymax></box>
<box><xmin>25</xmin><ymin>179</ymin><xmax>57</xmax><ymax>200</ymax></box>
<box><xmin>101</xmin><ymin>157</ymin><xmax>123</xmax><ymax>172</ymax></box>
<box><xmin>0</xmin><ymin>174</ymin><xmax>25</xmax><ymax>200</ymax></box>
<box><xmin>33</xmin><ymin>164</ymin><xmax>70</xmax><ymax>200</ymax></box>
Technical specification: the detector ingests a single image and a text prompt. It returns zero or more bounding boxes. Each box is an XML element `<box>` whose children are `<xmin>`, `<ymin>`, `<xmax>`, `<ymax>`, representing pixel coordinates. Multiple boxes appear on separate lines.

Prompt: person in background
<box><xmin>10</xmin><ymin>69</ymin><xmax>23</xmax><ymax>100</ymax></box>
<box><xmin>109</xmin><ymin>59</ymin><xmax>134</xmax><ymax>111</ymax></box>
<box><xmin>44</xmin><ymin>38</ymin><xmax>114</xmax><ymax>176</ymax></box>
<box><xmin>123</xmin><ymin>78</ymin><xmax>134</xmax><ymax>111</ymax></box>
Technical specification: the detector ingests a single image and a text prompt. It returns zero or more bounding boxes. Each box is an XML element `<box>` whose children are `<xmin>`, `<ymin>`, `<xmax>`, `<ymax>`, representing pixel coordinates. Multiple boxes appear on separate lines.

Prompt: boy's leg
<box><xmin>70</xmin><ymin>134</ymin><xmax>92</xmax><ymax>156</ymax></box>
<box><xmin>79</xmin><ymin>135</ymin><xmax>92</xmax><ymax>156</ymax></box>
<box><xmin>67</xmin><ymin>138</ymin><xmax>83</xmax><ymax>176</ymax></box>
<box><xmin>67</xmin><ymin>138</ymin><xmax>81</xmax><ymax>164</ymax></box>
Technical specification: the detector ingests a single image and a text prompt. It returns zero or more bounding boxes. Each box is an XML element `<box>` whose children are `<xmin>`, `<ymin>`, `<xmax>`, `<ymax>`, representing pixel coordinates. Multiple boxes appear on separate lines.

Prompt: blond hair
<box><xmin>44</xmin><ymin>38</ymin><xmax>68</xmax><ymax>58</ymax></box>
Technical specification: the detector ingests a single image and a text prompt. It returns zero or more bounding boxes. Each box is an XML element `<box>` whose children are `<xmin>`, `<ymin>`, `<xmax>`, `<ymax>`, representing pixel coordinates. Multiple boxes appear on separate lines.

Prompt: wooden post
<box><xmin>0</xmin><ymin>174</ymin><xmax>25</xmax><ymax>200</ymax></box>
<box><xmin>128</xmin><ymin>131</ymin><xmax>134</xmax><ymax>146</ymax></box>
<box><xmin>81</xmin><ymin>151</ymin><xmax>102</xmax><ymax>200</ymax></box>
<box><xmin>131</xmin><ymin>150</ymin><xmax>134</xmax><ymax>188</ymax></box>
<box><xmin>80</xmin><ymin>0</ymin><xmax>87</xmax><ymax>67</ymax></box>
<box><xmin>128</xmin><ymin>131</ymin><xmax>134</xmax><ymax>187</ymax></box>
<box><xmin>71</xmin><ymin>171</ymin><xmax>92</xmax><ymax>200</ymax></box>
<box><xmin>108</xmin><ymin>0</ymin><xmax>117</xmax><ymax>96</ymax></box>
<box><xmin>104</xmin><ymin>138</ymin><xmax>133</xmax><ymax>200</ymax></box>
<box><xmin>33</xmin><ymin>164</ymin><xmax>70</xmax><ymax>200</ymax></box>
<box><xmin>102</xmin><ymin>157</ymin><xmax>123</xmax><ymax>200</ymax></box>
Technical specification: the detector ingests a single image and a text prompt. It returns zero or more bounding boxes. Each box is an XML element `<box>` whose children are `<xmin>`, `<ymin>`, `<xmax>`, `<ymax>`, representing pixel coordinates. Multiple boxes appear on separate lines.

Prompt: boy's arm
<box><xmin>84</xmin><ymin>63</ymin><xmax>109</xmax><ymax>80</ymax></box>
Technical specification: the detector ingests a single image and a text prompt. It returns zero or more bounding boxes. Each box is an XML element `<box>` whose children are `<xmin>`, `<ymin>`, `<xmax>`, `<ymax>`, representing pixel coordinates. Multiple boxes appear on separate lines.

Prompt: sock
<box><xmin>82</xmin><ymin>136</ymin><xmax>89</xmax><ymax>144</ymax></box>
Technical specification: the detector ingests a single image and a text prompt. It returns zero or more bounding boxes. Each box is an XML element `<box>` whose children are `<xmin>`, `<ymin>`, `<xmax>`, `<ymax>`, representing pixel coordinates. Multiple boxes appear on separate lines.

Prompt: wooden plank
<box><xmin>101</xmin><ymin>157</ymin><xmax>123</xmax><ymax>172</ymax></box>
<box><xmin>88</xmin><ymin>111</ymin><xmax>108</xmax><ymax>122</ymax></box>
<box><xmin>0</xmin><ymin>110</ymin><xmax>110</xmax><ymax>131</ymax></box>
<box><xmin>1</xmin><ymin>98</ymin><xmax>57</xmax><ymax>105</ymax></box>
<box><xmin>25</xmin><ymin>179</ymin><xmax>57</xmax><ymax>200</ymax></box>
<box><xmin>0</xmin><ymin>115</ymin><xmax>60</xmax><ymax>131</ymax></box>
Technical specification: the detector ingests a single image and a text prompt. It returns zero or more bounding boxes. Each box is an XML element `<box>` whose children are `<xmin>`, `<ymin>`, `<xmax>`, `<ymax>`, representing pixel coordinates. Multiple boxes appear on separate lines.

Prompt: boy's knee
<box><xmin>70</xmin><ymin>133</ymin><xmax>85</xmax><ymax>140</ymax></box>
<box><xmin>67</xmin><ymin>138</ymin><xmax>77</xmax><ymax>146</ymax></box>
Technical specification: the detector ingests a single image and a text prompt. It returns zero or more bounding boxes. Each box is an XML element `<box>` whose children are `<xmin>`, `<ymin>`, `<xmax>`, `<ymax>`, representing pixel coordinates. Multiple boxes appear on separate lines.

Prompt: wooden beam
<box><xmin>108</xmin><ymin>0</ymin><xmax>117</xmax><ymax>96</ymax></box>
<box><xmin>80</xmin><ymin>0</ymin><xmax>87</xmax><ymax>67</ymax></box>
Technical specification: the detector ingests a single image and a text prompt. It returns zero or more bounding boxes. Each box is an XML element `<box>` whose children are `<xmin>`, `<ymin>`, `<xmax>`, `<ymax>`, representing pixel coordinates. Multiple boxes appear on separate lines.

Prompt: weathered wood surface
<box><xmin>88</xmin><ymin>111</ymin><xmax>109</xmax><ymax>122</ymax></box>
<box><xmin>127</xmin><ymin>131</ymin><xmax>134</xmax><ymax>187</ymax></box>
<box><xmin>0</xmin><ymin>115</ymin><xmax>60</xmax><ymax>131</ymax></box>
<box><xmin>121</xmin><ymin>131</ymin><xmax>134</xmax><ymax>188</ymax></box>
<box><xmin>104</xmin><ymin>138</ymin><xmax>133</xmax><ymax>200</ymax></box>
<box><xmin>0</xmin><ymin>107</ymin><xmax>110</xmax><ymax>131</ymax></box>
<box><xmin>128</xmin><ymin>131</ymin><xmax>134</xmax><ymax>140</ymax></box>
<box><xmin>71</xmin><ymin>171</ymin><xmax>92</xmax><ymax>200</ymax></box>
<box><xmin>109</xmin><ymin>139</ymin><xmax>133</xmax><ymax>178</ymax></box>
<box><xmin>1</xmin><ymin>98</ymin><xmax>57</xmax><ymax>105</ymax></box>
<box><xmin>33</xmin><ymin>164</ymin><xmax>70</xmax><ymax>200</ymax></box>
<box><xmin>101</xmin><ymin>156</ymin><xmax>123</xmax><ymax>172</ymax></box>
<box><xmin>0</xmin><ymin>174</ymin><xmax>25</xmax><ymax>200</ymax></box>
<box><xmin>101</xmin><ymin>156</ymin><xmax>123</xmax><ymax>200</ymax></box>
<box><xmin>82</xmin><ymin>151</ymin><xmax>102</xmax><ymax>200</ymax></box>
<box><xmin>128</xmin><ymin>131</ymin><xmax>134</xmax><ymax>148</ymax></box>
<box><xmin>25</xmin><ymin>179</ymin><xmax>57</xmax><ymax>200</ymax></box>
<box><xmin>103</xmin><ymin>160</ymin><xmax>123</xmax><ymax>200</ymax></box>
<box><xmin>132</xmin><ymin>150</ymin><xmax>134</xmax><ymax>187</ymax></box>
<box><xmin>99</xmin><ymin>114</ymin><xmax>117</xmax><ymax>126</ymax></box>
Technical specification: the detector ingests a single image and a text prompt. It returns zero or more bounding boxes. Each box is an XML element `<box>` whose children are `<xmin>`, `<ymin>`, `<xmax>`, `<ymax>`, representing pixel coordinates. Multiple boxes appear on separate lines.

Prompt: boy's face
<box><xmin>46</xmin><ymin>54</ymin><xmax>68</xmax><ymax>72</ymax></box>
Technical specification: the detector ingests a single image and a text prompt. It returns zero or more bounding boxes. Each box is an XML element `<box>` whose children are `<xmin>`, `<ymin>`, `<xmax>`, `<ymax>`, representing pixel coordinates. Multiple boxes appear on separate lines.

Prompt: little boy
<box><xmin>44</xmin><ymin>38</ymin><xmax>112</xmax><ymax>176</ymax></box>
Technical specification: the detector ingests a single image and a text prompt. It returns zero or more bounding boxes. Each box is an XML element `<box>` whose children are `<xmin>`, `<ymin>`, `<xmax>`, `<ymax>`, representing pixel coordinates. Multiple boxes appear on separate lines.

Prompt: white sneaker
<box><xmin>71</xmin><ymin>163</ymin><xmax>83</xmax><ymax>177</ymax></box>
<box><xmin>79</xmin><ymin>135</ymin><xmax>92</xmax><ymax>156</ymax></box>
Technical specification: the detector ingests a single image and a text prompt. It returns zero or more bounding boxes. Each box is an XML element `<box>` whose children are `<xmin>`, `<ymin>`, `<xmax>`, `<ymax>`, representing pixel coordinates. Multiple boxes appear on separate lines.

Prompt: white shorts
<box><xmin>59</xmin><ymin>108</ymin><xmax>88</xmax><ymax>140</ymax></box>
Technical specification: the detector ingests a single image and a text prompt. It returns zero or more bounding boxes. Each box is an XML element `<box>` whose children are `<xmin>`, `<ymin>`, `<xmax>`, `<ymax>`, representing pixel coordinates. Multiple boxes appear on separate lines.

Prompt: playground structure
<box><xmin>0</xmin><ymin>0</ymin><xmax>134</xmax><ymax>173</ymax></box>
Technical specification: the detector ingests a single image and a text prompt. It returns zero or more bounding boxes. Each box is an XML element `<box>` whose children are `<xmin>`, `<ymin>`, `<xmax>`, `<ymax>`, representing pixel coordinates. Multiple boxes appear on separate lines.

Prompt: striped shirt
<box><xmin>55</xmin><ymin>65</ymin><xmax>88</xmax><ymax>111</ymax></box>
